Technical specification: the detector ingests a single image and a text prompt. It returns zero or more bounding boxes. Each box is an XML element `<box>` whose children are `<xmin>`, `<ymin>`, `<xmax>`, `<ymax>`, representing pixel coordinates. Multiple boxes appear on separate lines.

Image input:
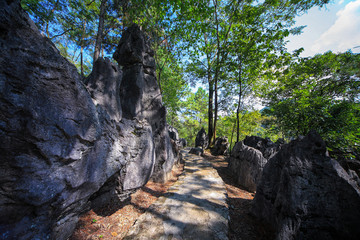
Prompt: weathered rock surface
<box><xmin>179</xmin><ymin>138</ymin><xmax>187</xmax><ymax>148</ymax></box>
<box><xmin>244</xmin><ymin>135</ymin><xmax>280</xmax><ymax>159</ymax></box>
<box><xmin>252</xmin><ymin>131</ymin><xmax>360</xmax><ymax>240</ymax></box>
<box><xmin>168</xmin><ymin>125</ymin><xmax>179</xmax><ymax>142</ymax></box>
<box><xmin>211</xmin><ymin>136</ymin><xmax>229</xmax><ymax>156</ymax></box>
<box><xmin>114</xmin><ymin>24</ymin><xmax>176</xmax><ymax>182</ymax></box>
<box><xmin>0</xmin><ymin>2</ymin><xmax>172</xmax><ymax>239</ymax></box>
<box><xmin>85</xmin><ymin>57</ymin><xmax>122</xmax><ymax>121</ymax></box>
<box><xmin>189</xmin><ymin>147</ymin><xmax>204</xmax><ymax>156</ymax></box>
<box><xmin>195</xmin><ymin>127</ymin><xmax>208</xmax><ymax>149</ymax></box>
<box><xmin>227</xmin><ymin>141</ymin><xmax>267</xmax><ymax>192</ymax></box>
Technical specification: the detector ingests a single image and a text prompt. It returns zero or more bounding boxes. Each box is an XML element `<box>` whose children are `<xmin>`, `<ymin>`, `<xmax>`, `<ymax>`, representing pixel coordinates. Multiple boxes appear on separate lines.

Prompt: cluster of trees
<box><xmin>22</xmin><ymin>0</ymin><xmax>359</xmax><ymax>158</ymax></box>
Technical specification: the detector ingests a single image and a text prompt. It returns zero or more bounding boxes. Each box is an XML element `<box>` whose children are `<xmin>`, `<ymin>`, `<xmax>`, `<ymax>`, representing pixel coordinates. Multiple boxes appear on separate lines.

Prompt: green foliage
<box><xmin>173</xmin><ymin>88</ymin><xmax>209</xmax><ymax>146</ymax></box>
<box><xmin>260</xmin><ymin>51</ymin><xmax>360</xmax><ymax>157</ymax></box>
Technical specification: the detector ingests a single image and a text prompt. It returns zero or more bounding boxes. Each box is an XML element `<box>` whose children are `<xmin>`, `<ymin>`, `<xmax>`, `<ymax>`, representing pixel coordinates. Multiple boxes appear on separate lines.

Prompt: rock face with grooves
<box><xmin>252</xmin><ymin>131</ymin><xmax>360</xmax><ymax>240</ymax></box>
<box><xmin>195</xmin><ymin>127</ymin><xmax>208</xmax><ymax>149</ymax></box>
<box><xmin>228</xmin><ymin>141</ymin><xmax>267</xmax><ymax>192</ymax></box>
<box><xmin>244</xmin><ymin>135</ymin><xmax>280</xmax><ymax>159</ymax></box>
<box><xmin>0</xmin><ymin>2</ymin><xmax>172</xmax><ymax>239</ymax></box>
<box><xmin>211</xmin><ymin>136</ymin><xmax>229</xmax><ymax>156</ymax></box>
<box><xmin>85</xmin><ymin>57</ymin><xmax>122</xmax><ymax>121</ymax></box>
<box><xmin>114</xmin><ymin>24</ymin><xmax>175</xmax><ymax>182</ymax></box>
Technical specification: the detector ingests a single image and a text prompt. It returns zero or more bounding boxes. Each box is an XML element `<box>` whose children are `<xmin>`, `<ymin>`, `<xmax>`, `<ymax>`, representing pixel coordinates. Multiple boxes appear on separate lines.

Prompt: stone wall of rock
<box><xmin>227</xmin><ymin>141</ymin><xmax>267</xmax><ymax>192</ymax></box>
<box><xmin>0</xmin><ymin>2</ymin><xmax>175</xmax><ymax>239</ymax></box>
<box><xmin>195</xmin><ymin>127</ymin><xmax>208</xmax><ymax>149</ymax></box>
<box><xmin>244</xmin><ymin>135</ymin><xmax>281</xmax><ymax>159</ymax></box>
<box><xmin>252</xmin><ymin>131</ymin><xmax>360</xmax><ymax>239</ymax></box>
<box><xmin>114</xmin><ymin>24</ymin><xmax>176</xmax><ymax>182</ymax></box>
<box><xmin>211</xmin><ymin>136</ymin><xmax>229</xmax><ymax>156</ymax></box>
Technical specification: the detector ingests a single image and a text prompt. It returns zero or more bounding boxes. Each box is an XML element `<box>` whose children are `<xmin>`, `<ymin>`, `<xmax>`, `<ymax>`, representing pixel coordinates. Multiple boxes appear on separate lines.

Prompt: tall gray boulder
<box><xmin>252</xmin><ymin>131</ymin><xmax>360</xmax><ymax>240</ymax></box>
<box><xmin>195</xmin><ymin>127</ymin><xmax>208</xmax><ymax>149</ymax></box>
<box><xmin>211</xmin><ymin>136</ymin><xmax>230</xmax><ymax>156</ymax></box>
<box><xmin>113</xmin><ymin>24</ymin><xmax>176</xmax><ymax>182</ymax></box>
<box><xmin>228</xmin><ymin>141</ymin><xmax>267</xmax><ymax>192</ymax></box>
<box><xmin>85</xmin><ymin>57</ymin><xmax>122</xmax><ymax>121</ymax></box>
<box><xmin>0</xmin><ymin>2</ymin><xmax>158</xmax><ymax>239</ymax></box>
<box><xmin>244</xmin><ymin>135</ymin><xmax>281</xmax><ymax>159</ymax></box>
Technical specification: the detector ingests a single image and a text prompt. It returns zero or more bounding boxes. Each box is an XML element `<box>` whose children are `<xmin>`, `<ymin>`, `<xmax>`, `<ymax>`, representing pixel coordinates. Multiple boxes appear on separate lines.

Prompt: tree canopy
<box><xmin>21</xmin><ymin>0</ymin><xmax>359</xmax><ymax>158</ymax></box>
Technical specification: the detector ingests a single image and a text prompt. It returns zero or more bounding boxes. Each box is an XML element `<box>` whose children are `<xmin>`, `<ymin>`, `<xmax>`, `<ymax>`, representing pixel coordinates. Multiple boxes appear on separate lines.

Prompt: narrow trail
<box><xmin>124</xmin><ymin>150</ymin><xmax>229</xmax><ymax>240</ymax></box>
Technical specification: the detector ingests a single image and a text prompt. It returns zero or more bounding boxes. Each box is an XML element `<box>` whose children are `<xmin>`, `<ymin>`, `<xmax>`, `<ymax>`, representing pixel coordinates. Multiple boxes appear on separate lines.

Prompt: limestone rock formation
<box><xmin>179</xmin><ymin>138</ymin><xmax>187</xmax><ymax>148</ymax></box>
<box><xmin>85</xmin><ymin>57</ymin><xmax>122</xmax><ymax>121</ymax></box>
<box><xmin>0</xmin><ymin>2</ymin><xmax>173</xmax><ymax>239</ymax></box>
<box><xmin>228</xmin><ymin>141</ymin><xmax>267</xmax><ymax>192</ymax></box>
<box><xmin>244</xmin><ymin>135</ymin><xmax>281</xmax><ymax>159</ymax></box>
<box><xmin>252</xmin><ymin>131</ymin><xmax>360</xmax><ymax>240</ymax></box>
<box><xmin>195</xmin><ymin>127</ymin><xmax>208</xmax><ymax>149</ymax></box>
<box><xmin>211</xmin><ymin>136</ymin><xmax>229</xmax><ymax>156</ymax></box>
<box><xmin>189</xmin><ymin>147</ymin><xmax>204</xmax><ymax>156</ymax></box>
<box><xmin>168</xmin><ymin>125</ymin><xmax>179</xmax><ymax>142</ymax></box>
<box><xmin>114</xmin><ymin>24</ymin><xmax>176</xmax><ymax>182</ymax></box>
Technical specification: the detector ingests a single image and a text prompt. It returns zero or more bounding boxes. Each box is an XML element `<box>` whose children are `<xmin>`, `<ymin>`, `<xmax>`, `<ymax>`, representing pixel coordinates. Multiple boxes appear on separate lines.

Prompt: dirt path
<box><xmin>204</xmin><ymin>152</ymin><xmax>274</xmax><ymax>240</ymax></box>
<box><xmin>123</xmin><ymin>150</ymin><xmax>229</xmax><ymax>239</ymax></box>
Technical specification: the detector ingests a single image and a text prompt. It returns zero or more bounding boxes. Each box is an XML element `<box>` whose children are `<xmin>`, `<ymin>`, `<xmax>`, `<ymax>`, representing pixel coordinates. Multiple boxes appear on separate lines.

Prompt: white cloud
<box><xmin>339</xmin><ymin>0</ymin><xmax>344</xmax><ymax>5</ymax></box>
<box><xmin>311</xmin><ymin>0</ymin><xmax>360</xmax><ymax>53</ymax></box>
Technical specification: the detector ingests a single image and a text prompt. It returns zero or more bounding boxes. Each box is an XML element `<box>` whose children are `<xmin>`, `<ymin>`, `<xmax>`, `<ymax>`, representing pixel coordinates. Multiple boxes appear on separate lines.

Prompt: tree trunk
<box><xmin>80</xmin><ymin>20</ymin><xmax>86</xmax><ymax>78</ymax></box>
<box><xmin>208</xmin><ymin>79</ymin><xmax>214</xmax><ymax>146</ymax></box>
<box><xmin>229</xmin><ymin>119</ymin><xmax>236</xmax><ymax>154</ymax></box>
<box><xmin>213</xmin><ymin>0</ymin><xmax>220</xmax><ymax>145</ymax></box>
<box><xmin>213</xmin><ymin>77</ymin><xmax>218</xmax><ymax>144</ymax></box>
<box><xmin>236</xmin><ymin>59</ymin><xmax>242</xmax><ymax>142</ymax></box>
<box><xmin>93</xmin><ymin>0</ymin><xmax>107</xmax><ymax>63</ymax></box>
<box><xmin>80</xmin><ymin>46</ymin><xmax>83</xmax><ymax>78</ymax></box>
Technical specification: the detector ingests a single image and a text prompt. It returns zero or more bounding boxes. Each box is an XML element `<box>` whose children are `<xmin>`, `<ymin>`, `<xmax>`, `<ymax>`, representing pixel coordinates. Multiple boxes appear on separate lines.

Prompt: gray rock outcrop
<box><xmin>0</xmin><ymin>2</ymin><xmax>174</xmax><ymax>239</ymax></box>
<box><xmin>195</xmin><ymin>127</ymin><xmax>208</xmax><ymax>149</ymax></box>
<box><xmin>244</xmin><ymin>135</ymin><xmax>280</xmax><ymax>159</ymax></box>
<box><xmin>189</xmin><ymin>147</ymin><xmax>204</xmax><ymax>156</ymax></box>
<box><xmin>85</xmin><ymin>57</ymin><xmax>122</xmax><ymax>121</ymax></box>
<box><xmin>179</xmin><ymin>138</ymin><xmax>187</xmax><ymax>148</ymax></box>
<box><xmin>168</xmin><ymin>125</ymin><xmax>179</xmax><ymax>142</ymax></box>
<box><xmin>114</xmin><ymin>24</ymin><xmax>176</xmax><ymax>182</ymax></box>
<box><xmin>211</xmin><ymin>136</ymin><xmax>229</xmax><ymax>156</ymax></box>
<box><xmin>228</xmin><ymin>141</ymin><xmax>267</xmax><ymax>192</ymax></box>
<box><xmin>252</xmin><ymin>131</ymin><xmax>360</xmax><ymax>240</ymax></box>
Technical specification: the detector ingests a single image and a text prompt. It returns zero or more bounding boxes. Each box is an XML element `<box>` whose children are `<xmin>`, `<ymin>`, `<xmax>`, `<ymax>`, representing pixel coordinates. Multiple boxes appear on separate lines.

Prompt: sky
<box><xmin>286</xmin><ymin>0</ymin><xmax>360</xmax><ymax>57</ymax></box>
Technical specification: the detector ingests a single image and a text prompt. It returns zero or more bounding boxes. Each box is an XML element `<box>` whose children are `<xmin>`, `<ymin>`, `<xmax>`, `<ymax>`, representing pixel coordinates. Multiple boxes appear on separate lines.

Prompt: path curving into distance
<box><xmin>124</xmin><ymin>149</ymin><xmax>229</xmax><ymax>240</ymax></box>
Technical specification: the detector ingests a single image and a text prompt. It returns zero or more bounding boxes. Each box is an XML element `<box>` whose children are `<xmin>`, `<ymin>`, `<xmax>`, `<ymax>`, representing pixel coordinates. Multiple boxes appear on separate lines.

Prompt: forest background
<box><xmin>21</xmin><ymin>0</ymin><xmax>359</xmax><ymax>159</ymax></box>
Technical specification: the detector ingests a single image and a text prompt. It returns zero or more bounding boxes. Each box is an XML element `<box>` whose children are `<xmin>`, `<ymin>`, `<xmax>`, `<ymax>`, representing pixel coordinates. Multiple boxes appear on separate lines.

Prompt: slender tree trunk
<box><xmin>236</xmin><ymin>59</ymin><xmax>242</xmax><ymax>142</ymax></box>
<box><xmin>229</xmin><ymin>119</ymin><xmax>236</xmax><ymax>154</ymax></box>
<box><xmin>208</xmin><ymin>78</ymin><xmax>214</xmax><ymax>146</ymax></box>
<box><xmin>93</xmin><ymin>0</ymin><xmax>107</xmax><ymax>63</ymax></box>
<box><xmin>80</xmin><ymin>20</ymin><xmax>86</xmax><ymax>78</ymax></box>
<box><xmin>80</xmin><ymin>46</ymin><xmax>84</xmax><ymax>77</ymax></box>
<box><xmin>213</xmin><ymin>78</ymin><xmax>218</xmax><ymax>144</ymax></box>
<box><xmin>213</xmin><ymin>0</ymin><xmax>220</xmax><ymax>145</ymax></box>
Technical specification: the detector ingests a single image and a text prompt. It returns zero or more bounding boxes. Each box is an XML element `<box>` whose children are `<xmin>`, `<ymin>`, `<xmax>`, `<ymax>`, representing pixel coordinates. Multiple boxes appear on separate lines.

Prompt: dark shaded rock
<box><xmin>252</xmin><ymin>131</ymin><xmax>360</xmax><ymax>240</ymax></box>
<box><xmin>85</xmin><ymin>57</ymin><xmax>122</xmax><ymax>121</ymax></box>
<box><xmin>179</xmin><ymin>138</ymin><xmax>187</xmax><ymax>148</ymax></box>
<box><xmin>168</xmin><ymin>125</ymin><xmax>179</xmax><ymax>141</ymax></box>
<box><xmin>211</xmin><ymin>136</ymin><xmax>229</xmax><ymax>156</ymax></box>
<box><xmin>114</xmin><ymin>24</ymin><xmax>176</xmax><ymax>182</ymax></box>
<box><xmin>189</xmin><ymin>147</ymin><xmax>204</xmax><ymax>156</ymax></box>
<box><xmin>195</xmin><ymin>127</ymin><xmax>208</xmax><ymax>149</ymax></box>
<box><xmin>244</xmin><ymin>135</ymin><xmax>280</xmax><ymax>159</ymax></box>
<box><xmin>0</xmin><ymin>3</ymin><xmax>155</xmax><ymax>239</ymax></box>
<box><xmin>227</xmin><ymin>142</ymin><xmax>267</xmax><ymax>192</ymax></box>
